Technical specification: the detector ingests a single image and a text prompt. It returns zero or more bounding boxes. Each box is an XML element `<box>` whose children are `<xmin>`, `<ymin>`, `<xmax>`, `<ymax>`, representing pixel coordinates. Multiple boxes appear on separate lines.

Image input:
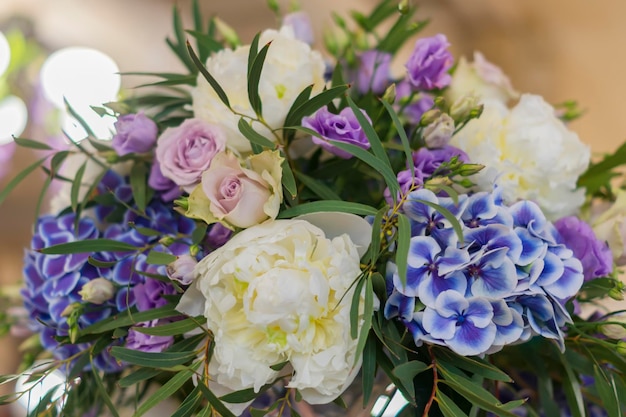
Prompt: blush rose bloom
<box><xmin>192</xmin><ymin>27</ymin><xmax>326</xmax><ymax>153</ymax></box>
<box><xmin>186</xmin><ymin>150</ymin><xmax>283</xmax><ymax>229</ymax></box>
<box><xmin>450</xmin><ymin>94</ymin><xmax>590</xmax><ymax>220</ymax></box>
<box><xmin>155</xmin><ymin>118</ymin><xmax>226</xmax><ymax>193</ymax></box>
<box><xmin>176</xmin><ymin>214</ymin><xmax>372</xmax><ymax>414</ymax></box>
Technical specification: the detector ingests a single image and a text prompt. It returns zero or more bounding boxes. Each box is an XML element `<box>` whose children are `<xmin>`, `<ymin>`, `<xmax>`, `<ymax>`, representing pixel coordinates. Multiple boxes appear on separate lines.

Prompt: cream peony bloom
<box><xmin>450</xmin><ymin>94</ymin><xmax>590</xmax><ymax>220</ymax></box>
<box><xmin>176</xmin><ymin>215</ymin><xmax>372</xmax><ymax>414</ymax></box>
<box><xmin>192</xmin><ymin>27</ymin><xmax>326</xmax><ymax>154</ymax></box>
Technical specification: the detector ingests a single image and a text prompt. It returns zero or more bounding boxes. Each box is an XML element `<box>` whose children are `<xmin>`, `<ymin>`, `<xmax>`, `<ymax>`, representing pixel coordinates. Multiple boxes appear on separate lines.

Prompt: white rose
<box><xmin>446</xmin><ymin>52</ymin><xmax>519</xmax><ymax>105</ymax></box>
<box><xmin>192</xmin><ymin>27</ymin><xmax>326</xmax><ymax>154</ymax></box>
<box><xmin>592</xmin><ymin>190</ymin><xmax>626</xmax><ymax>266</ymax></box>
<box><xmin>450</xmin><ymin>94</ymin><xmax>590</xmax><ymax>220</ymax></box>
<box><xmin>176</xmin><ymin>214</ymin><xmax>372</xmax><ymax>414</ymax></box>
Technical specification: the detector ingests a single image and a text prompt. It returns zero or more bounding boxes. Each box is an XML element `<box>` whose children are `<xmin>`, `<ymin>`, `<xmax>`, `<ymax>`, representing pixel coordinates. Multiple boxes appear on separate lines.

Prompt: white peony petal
<box><xmin>296</xmin><ymin>211</ymin><xmax>372</xmax><ymax>258</ymax></box>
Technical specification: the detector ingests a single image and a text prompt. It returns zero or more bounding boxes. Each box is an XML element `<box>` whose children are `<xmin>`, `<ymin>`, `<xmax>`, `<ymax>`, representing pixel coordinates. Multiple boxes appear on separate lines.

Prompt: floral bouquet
<box><xmin>2</xmin><ymin>0</ymin><xmax>626</xmax><ymax>416</ymax></box>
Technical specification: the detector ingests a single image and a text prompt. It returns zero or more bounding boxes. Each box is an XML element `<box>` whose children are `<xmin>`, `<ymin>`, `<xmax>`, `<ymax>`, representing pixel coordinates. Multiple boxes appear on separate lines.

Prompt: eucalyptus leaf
<box><xmin>294</xmin><ymin>171</ymin><xmax>341</xmax><ymax>201</ymax></box>
<box><xmin>237</xmin><ymin>118</ymin><xmax>276</xmax><ymax>149</ymax></box>
<box><xmin>395</xmin><ymin>213</ymin><xmax>411</xmax><ymax>288</ymax></box>
<box><xmin>38</xmin><ymin>239</ymin><xmax>138</xmax><ymax>255</ymax></box>
<box><xmin>134</xmin><ymin>363</ymin><xmax>200</xmax><ymax>417</ymax></box>
<box><xmin>70</xmin><ymin>161</ymin><xmax>88</xmax><ymax>213</ymax></box>
<box><xmin>0</xmin><ymin>156</ymin><xmax>47</xmax><ymax>206</ymax></box>
<box><xmin>437</xmin><ymin>390</ymin><xmax>469</xmax><ymax>417</ymax></box>
<box><xmin>248</xmin><ymin>40</ymin><xmax>271</xmax><ymax>117</ymax></box>
<box><xmin>13</xmin><ymin>137</ymin><xmax>53</xmax><ymax>150</ymax></box>
<box><xmin>354</xmin><ymin>276</ymin><xmax>374</xmax><ymax>367</ymax></box>
<box><xmin>110</xmin><ymin>347</ymin><xmax>196</xmax><ymax>369</ymax></box>
<box><xmin>133</xmin><ymin>317</ymin><xmax>206</xmax><ymax>336</ymax></box>
<box><xmin>278</xmin><ymin>200</ymin><xmax>377</xmax><ymax>218</ymax></box>
<box><xmin>187</xmin><ymin>42</ymin><xmax>231</xmax><ymax>109</ymax></box>
<box><xmin>145</xmin><ymin>250</ymin><xmax>178</xmax><ymax>266</ymax></box>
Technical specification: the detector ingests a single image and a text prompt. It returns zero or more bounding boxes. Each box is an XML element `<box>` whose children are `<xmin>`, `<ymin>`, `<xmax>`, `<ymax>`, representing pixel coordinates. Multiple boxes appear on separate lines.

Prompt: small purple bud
<box><xmin>149</xmin><ymin>159</ymin><xmax>182</xmax><ymax>202</ymax></box>
<box><xmin>166</xmin><ymin>255</ymin><xmax>198</xmax><ymax>286</ymax></box>
<box><xmin>111</xmin><ymin>112</ymin><xmax>158</xmax><ymax>156</ymax></box>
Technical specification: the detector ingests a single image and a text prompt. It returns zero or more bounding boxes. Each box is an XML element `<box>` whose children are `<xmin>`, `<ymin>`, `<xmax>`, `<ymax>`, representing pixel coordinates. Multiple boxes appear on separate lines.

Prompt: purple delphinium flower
<box><xmin>555</xmin><ymin>216</ymin><xmax>613</xmax><ymax>281</ymax></box>
<box><xmin>405</xmin><ymin>34</ymin><xmax>453</xmax><ymax>91</ymax></box>
<box><xmin>149</xmin><ymin>159</ymin><xmax>183</xmax><ymax>202</ymax></box>
<box><xmin>111</xmin><ymin>112</ymin><xmax>158</xmax><ymax>156</ymax></box>
<box><xmin>356</xmin><ymin>50</ymin><xmax>392</xmax><ymax>95</ymax></box>
<box><xmin>302</xmin><ymin>106</ymin><xmax>371</xmax><ymax>159</ymax></box>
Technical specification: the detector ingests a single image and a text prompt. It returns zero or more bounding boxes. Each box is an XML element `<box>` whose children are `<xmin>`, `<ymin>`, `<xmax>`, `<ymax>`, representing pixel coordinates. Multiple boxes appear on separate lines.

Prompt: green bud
<box><xmin>355</xmin><ymin>29</ymin><xmax>369</xmax><ymax>50</ymax></box>
<box><xmin>617</xmin><ymin>341</ymin><xmax>626</xmax><ymax>356</ymax></box>
<box><xmin>457</xmin><ymin>163</ymin><xmax>485</xmax><ymax>176</ymax></box>
<box><xmin>323</xmin><ymin>29</ymin><xmax>339</xmax><ymax>56</ymax></box>
<box><xmin>60</xmin><ymin>302</ymin><xmax>81</xmax><ymax>318</ymax></box>
<box><xmin>433</xmin><ymin>96</ymin><xmax>446</xmax><ymax>109</ymax></box>
<box><xmin>449</xmin><ymin>93</ymin><xmax>480</xmax><ymax>122</ymax></box>
<box><xmin>398</xmin><ymin>0</ymin><xmax>411</xmax><ymax>14</ymax></box>
<box><xmin>214</xmin><ymin>18</ymin><xmax>241</xmax><ymax>48</ymax></box>
<box><xmin>189</xmin><ymin>244</ymin><xmax>200</xmax><ymax>257</ymax></box>
<box><xmin>609</xmin><ymin>287</ymin><xmax>624</xmax><ymax>301</ymax></box>
<box><xmin>468</xmin><ymin>105</ymin><xmax>484</xmax><ymax>119</ymax></box>
<box><xmin>159</xmin><ymin>236</ymin><xmax>175</xmax><ymax>247</ymax></box>
<box><xmin>104</xmin><ymin>151</ymin><xmax>120</xmax><ymax>164</ymax></box>
<box><xmin>266</xmin><ymin>0</ymin><xmax>279</xmax><ymax>13</ymax></box>
<box><xmin>175</xmin><ymin>196</ymin><xmax>189</xmax><ymax>211</ymax></box>
<box><xmin>332</xmin><ymin>12</ymin><xmax>347</xmax><ymax>29</ymax></box>
<box><xmin>419</xmin><ymin>109</ymin><xmax>442</xmax><ymax>126</ymax></box>
<box><xmin>382</xmin><ymin>83</ymin><xmax>397</xmax><ymax>104</ymax></box>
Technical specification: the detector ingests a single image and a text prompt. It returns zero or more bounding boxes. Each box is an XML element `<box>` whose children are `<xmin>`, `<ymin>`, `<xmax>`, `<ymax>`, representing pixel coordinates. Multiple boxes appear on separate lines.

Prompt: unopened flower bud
<box><xmin>166</xmin><ymin>254</ymin><xmax>198</xmax><ymax>286</ymax></box>
<box><xmin>174</xmin><ymin>196</ymin><xmax>189</xmax><ymax>211</ymax></box>
<box><xmin>189</xmin><ymin>244</ymin><xmax>200</xmax><ymax>257</ymax></box>
<box><xmin>433</xmin><ymin>96</ymin><xmax>446</xmax><ymax>109</ymax></box>
<box><xmin>382</xmin><ymin>84</ymin><xmax>396</xmax><ymax>105</ymax></box>
<box><xmin>450</xmin><ymin>93</ymin><xmax>480</xmax><ymax>121</ymax></box>
<box><xmin>78</xmin><ymin>278</ymin><xmax>115</xmax><ymax>305</ymax></box>
<box><xmin>457</xmin><ymin>163</ymin><xmax>485</xmax><ymax>176</ymax></box>
<box><xmin>159</xmin><ymin>236</ymin><xmax>175</xmax><ymax>247</ymax></box>
<box><xmin>215</xmin><ymin>18</ymin><xmax>240</xmax><ymax>48</ymax></box>
<box><xmin>609</xmin><ymin>287</ymin><xmax>624</xmax><ymax>301</ymax></box>
<box><xmin>419</xmin><ymin>109</ymin><xmax>441</xmax><ymax>126</ymax></box>
<box><xmin>267</xmin><ymin>0</ymin><xmax>279</xmax><ymax>13</ymax></box>
<box><xmin>617</xmin><ymin>341</ymin><xmax>626</xmax><ymax>356</ymax></box>
<box><xmin>61</xmin><ymin>302</ymin><xmax>81</xmax><ymax>317</ymax></box>
<box><xmin>601</xmin><ymin>316</ymin><xmax>626</xmax><ymax>340</ymax></box>
<box><xmin>398</xmin><ymin>0</ymin><xmax>410</xmax><ymax>14</ymax></box>
<box><xmin>423</xmin><ymin>113</ymin><xmax>454</xmax><ymax>149</ymax></box>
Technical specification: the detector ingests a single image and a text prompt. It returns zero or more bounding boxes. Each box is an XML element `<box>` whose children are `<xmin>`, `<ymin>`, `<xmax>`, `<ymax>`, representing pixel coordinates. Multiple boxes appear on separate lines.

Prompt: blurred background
<box><xmin>1</xmin><ymin>0</ymin><xmax>625</xmax><ymax>415</ymax></box>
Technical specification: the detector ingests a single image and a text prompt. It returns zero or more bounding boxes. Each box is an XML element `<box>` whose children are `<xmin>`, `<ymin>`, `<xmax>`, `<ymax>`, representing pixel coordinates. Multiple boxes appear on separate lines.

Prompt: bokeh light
<box><xmin>0</xmin><ymin>95</ymin><xmax>28</xmax><ymax>145</ymax></box>
<box><xmin>0</xmin><ymin>31</ymin><xmax>10</xmax><ymax>78</ymax></box>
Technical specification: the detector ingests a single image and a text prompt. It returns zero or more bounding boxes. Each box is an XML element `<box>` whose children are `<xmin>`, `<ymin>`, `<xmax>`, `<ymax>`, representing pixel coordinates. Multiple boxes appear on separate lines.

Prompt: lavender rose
<box><xmin>357</xmin><ymin>50</ymin><xmax>392</xmax><ymax>95</ymax></box>
<box><xmin>111</xmin><ymin>112</ymin><xmax>158</xmax><ymax>156</ymax></box>
<box><xmin>405</xmin><ymin>34</ymin><xmax>453</xmax><ymax>91</ymax></box>
<box><xmin>303</xmin><ymin>106</ymin><xmax>371</xmax><ymax>159</ymax></box>
<box><xmin>555</xmin><ymin>216</ymin><xmax>613</xmax><ymax>281</ymax></box>
<box><xmin>155</xmin><ymin>118</ymin><xmax>226</xmax><ymax>192</ymax></box>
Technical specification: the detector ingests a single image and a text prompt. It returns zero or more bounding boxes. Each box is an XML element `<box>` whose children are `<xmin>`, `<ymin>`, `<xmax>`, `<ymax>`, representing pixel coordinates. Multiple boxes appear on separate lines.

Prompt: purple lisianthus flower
<box><xmin>555</xmin><ymin>216</ymin><xmax>613</xmax><ymax>281</ymax></box>
<box><xmin>133</xmin><ymin>278</ymin><xmax>177</xmax><ymax>311</ymax></box>
<box><xmin>396</xmin><ymin>80</ymin><xmax>434</xmax><ymax>124</ymax></box>
<box><xmin>149</xmin><ymin>159</ymin><xmax>182</xmax><ymax>202</ymax></box>
<box><xmin>127</xmin><ymin>320</ymin><xmax>174</xmax><ymax>353</ymax></box>
<box><xmin>414</xmin><ymin>145</ymin><xmax>469</xmax><ymax>177</ymax></box>
<box><xmin>302</xmin><ymin>106</ymin><xmax>371</xmax><ymax>159</ymax></box>
<box><xmin>405</xmin><ymin>34</ymin><xmax>453</xmax><ymax>91</ymax></box>
<box><xmin>357</xmin><ymin>50</ymin><xmax>392</xmax><ymax>95</ymax></box>
<box><xmin>155</xmin><ymin>118</ymin><xmax>227</xmax><ymax>192</ymax></box>
<box><xmin>282</xmin><ymin>11</ymin><xmax>314</xmax><ymax>45</ymax></box>
<box><xmin>111</xmin><ymin>112</ymin><xmax>158</xmax><ymax>156</ymax></box>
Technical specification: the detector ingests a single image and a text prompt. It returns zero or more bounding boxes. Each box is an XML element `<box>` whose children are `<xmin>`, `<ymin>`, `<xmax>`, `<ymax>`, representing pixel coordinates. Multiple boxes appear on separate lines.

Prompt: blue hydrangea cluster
<box><xmin>21</xmin><ymin>171</ymin><xmax>199</xmax><ymax>372</ymax></box>
<box><xmin>384</xmin><ymin>188</ymin><xmax>585</xmax><ymax>356</ymax></box>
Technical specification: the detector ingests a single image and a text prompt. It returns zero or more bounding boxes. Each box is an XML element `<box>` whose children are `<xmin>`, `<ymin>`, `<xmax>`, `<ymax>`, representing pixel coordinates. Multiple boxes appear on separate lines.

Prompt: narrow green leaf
<box><xmin>110</xmin><ymin>347</ymin><xmax>196</xmax><ymax>368</ymax></box>
<box><xmin>392</xmin><ymin>361</ymin><xmax>430</xmax><ymax>381</ymax></box>
<box><xmin>380</xmin><ymin>99</ymin><xmax>414</xmax><ymax>175</ymax></box>
<box><xmin>594</xmin><ymin>365</ymin><xmax>622</xmax><ymax>417</ymax></box>
<box><xmin>278</xmin><ymin>200</ymin><xmax>378</xmax><ymax>218</ymax></box>
<box><xmin>350</xmin><ymin>275</ymin><xmax>365</xmax><ymax>340</ymax></box>
<box><xmin>186</xmin><ymin>30</ymin><xmax>223</xmax><ymax>58</ymax></box>
<box><xmin>196</xmin><ymin>382</ymin><xmax>238</xmax><ymax>417</ymax></box>
<box><xmin>81</xmin><ymin>304</ymin><xmax>179</xmax><ymax>335</ymax></box>
<box><xmin>38</xmin><ymin>239</ymin><xmax>138</xmax><ymax>255</ymax></box>
<box><xmin>132</xmin><ymin>225</ymin><xmax>163</xmax><ymax>237</ymax></box>
<box><xmin>13</xmin><ymin>137</ymin><xmax>53</xmax><ymax>150</ymax></box>
<box><xmin>0</xmin><ymin>156</ymin><xmax>47</xmax><ymax>206</ymax></box>
<box><xmin>87</xmin><ymin>137</ymin><xmax>113</xmax><ymax>152</ymax></box>
<box><xmin>281</xmin><ymin>158</ymin><xmax>298</xmax><ymax>199</ymax></box>
<box><xmin>283</xmin><ymin>85</ymin><xmax>349</xmax><ymax>128</ymax></box>
<box><xmin>283</xmin><ymin>84</ymin><xmax>313</xmax><ymax>142</ymax></box>
<box><xmin>219</xmin><ymin>382</ymin><xmax>273</xmax><ymax>404</ymax></box>
<box><xmin>119</xmin><ymin>368</ymin><xmax>161</xmax><ymax>388</ymax></box>
<box><xmin>171</xmin><ymin>6</ymin><xmax>196</xmax><ymax>73</ymax></box>
<box><xmin>410</xmin><ymin>198</ymin><xmax>464</xmax><ymax>243</ymax></box>
<box><xmin>247</xmin><ymin>32</ymin><xmax>261</xmax><ymax>95</ymax></box>
<box><xmin>172</xmin><ymin>385</ymin><xmax>203</xmax><ymax>417</ymax></box>
<box><xmin>346</xmin><ymin>95</ymin><xmax>392</xmax><ymax>169</ymax></box>
<box><xmin>437</xmin><ymin>390</ymin><xmax>469</xmax><ymax>417</ymax></box>
<box><xmin>133</xmin><ymin>317</ymin><xmax>206</xmax><ymax>336</ymax></box>
<box><xmin>70</xmin><ymin>161</ymin><xmax>87</xmax><ymax>213</ymax></box>
<box><xmin>361</xmin><ymin>334</ymin><xmax>377</xmax><ymax>406</ymax></box>
<box><xmin>191</xmin><ymin>223</ymin><xmax>208</xmax><ymax>245</ymax></box>
<box><xmin>435</xmin><ymin>349</ymin><xmax>512</xmax><ymax>382</ymax></box>
<box><xmin>146</xmin><ymin>250</ymin><xmax>177</xmax><ymax>266</ymax></box>
<box><xmin>90</xmin><ymin>368</ymin><xmax>120</xmax><ymax>417</ymax></box>
<box><xmin>354</xmin><ymin>276</ymin><xmax>374</xmax><ymax>367</ymax></box>
<box><xmin>64</xmin><ymin>98</ymin><xmax>96</xmax><ymax>138</ymax></box>
<box><xmin>294</xmin><ymin>171</ymin><xmax>341</xmax><ymax>201</ymax></box>
<box><xmin>130</xmin><ymin>162</ymin><xmax>148</xmax><ymax>212</ymax></box>
<box><xmin>237</xmin><ymin>118</ymin><xmax>276</xmax><ymax>149</ymax></box>
<box><xmin>187</xmin><ymin>42</ymin><xmax>231</xmax><ymax>108</ymax></box>
<box><xmin>365</xmin><ymin>207</ymin><xmax>387</xmax><ymax>264</ymax></box>
<box><xmin>134</xmin><ymin>363</ymin><xmax>200</xmax><ymax>417</ymax></box>
<box><xmin>247</xmin><ymin>41</ymin><xmax>271</xmax><ymax>116</ymax></box>
<box><xmin>556</xmin><ymin>350</ymin><xmax>584</xmax><ymax>417</ymax></box>
<box><xmin>395</xmin><ymin>213</ymin><xmax>411</xmax><ymax>288</ymax></box>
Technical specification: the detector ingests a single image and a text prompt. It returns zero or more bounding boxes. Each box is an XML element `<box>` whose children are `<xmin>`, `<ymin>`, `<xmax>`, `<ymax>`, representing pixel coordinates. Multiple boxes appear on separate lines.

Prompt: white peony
<box><xmin>450</xmin><ymin>94</ymin><xmax>590</xmax><ymax>220</ymax></box>
<box><xmin>176</xmin><ymin>214</ymin><xmax>372</xmax><ymax>414</ymax></box>
<box><xmin>192</xmin><ymin>27</ymin><xmax>326</xmax><ymax>154</ymax></box>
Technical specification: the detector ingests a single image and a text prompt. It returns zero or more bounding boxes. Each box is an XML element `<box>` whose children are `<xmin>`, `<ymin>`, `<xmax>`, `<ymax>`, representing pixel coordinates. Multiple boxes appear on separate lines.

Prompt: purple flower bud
<box><xmin>357</xmin><ymin>50</ymin><xmax>392</xmax><ymax>95</ymax></box>
<box><xmin>149</xmin><ymin>159</ymin><xmax>182</xmax><ymax>202</ymax></box>
<box><xmin>111</xmin><ymin>112</ymin><xmax>158</xmax><ymax>156</ymax></box>
<box><xmin>555</xmin><ymin>216</ymin><xmax>613</xmax><ymax>281</ymax></box>
<box><xmin>414</xmin><ymin>145</ymin><xmax>469</xmax><ymax>178</ymax></box>
<box><xmin>166</xmin><ymin>255</ymin><xmax>197</xmax><ymax>286</ymax></box>
<box><xmin>395</xmin><ymin>81</ymin><xmax>434</xmax><ymax>124</ymax></box>
<box><xmin>282</xmin><ymin>11</ymin><xmax>314</xmax><ymax>45</ymax></box>
<box><xmin>405</xmin><ymin>34</ymin><xmax>453</xmax><ymax>91</ymax></box>
<box><xmin>302</xmin><ymin>106</ymin><xmax>371</xmax><ymax>159</ymax></box>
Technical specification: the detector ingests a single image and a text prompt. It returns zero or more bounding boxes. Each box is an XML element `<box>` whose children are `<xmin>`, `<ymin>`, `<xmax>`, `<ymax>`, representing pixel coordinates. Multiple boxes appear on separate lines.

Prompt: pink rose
<box><xmin>201</xmin><ymin>152</ymin><xmax>274</xmax><ymax>229</ymax></box>
<box><xmin>155</xmin><ymin>118</ymin><xmax>226</xmax><ymax>192</ymax></box>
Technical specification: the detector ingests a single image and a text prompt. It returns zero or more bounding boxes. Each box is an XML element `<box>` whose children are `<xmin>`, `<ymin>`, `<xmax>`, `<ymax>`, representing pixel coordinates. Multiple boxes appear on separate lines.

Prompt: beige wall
<box><xmin>1</xmin><ymin>1</ymin><xmax>625</xmax><ymax>415</ymax></box>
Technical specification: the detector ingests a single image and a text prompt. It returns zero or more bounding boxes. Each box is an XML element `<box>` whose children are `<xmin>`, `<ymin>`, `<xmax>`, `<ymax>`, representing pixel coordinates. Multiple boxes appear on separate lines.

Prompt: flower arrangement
<box><xmin>1</xmin><ymin>1</ymin><xmax>626</xmax><ymax>416</ymax></box>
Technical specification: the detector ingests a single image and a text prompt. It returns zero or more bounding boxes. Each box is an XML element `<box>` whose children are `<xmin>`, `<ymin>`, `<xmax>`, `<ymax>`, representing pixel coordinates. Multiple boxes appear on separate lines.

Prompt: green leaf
<box><xmin>392</xmin><ymin>361</ymin><xmax>430</xmax><ymax>381</ymax></box>
<box><xmin>0</xmin><ymin>156</ymin><xmax>47</xmax><ymax>206</ymax></box>
<box><xmin>361</xmin><ymin>334</ymin><xmax>377</xmax><ymax>406</ymax></box>
<box><xmin>437</xmin><ymin>390</ymin><xmax>469</xmax><ymax>417</ymax></box>
<box><xmin>133</xmin><ymin>317</ymin><xmax>206</xmax><ymax>336</ymax></box>
<box><xmin>70</xmin><ymin>161</ymin><xmax>87</xmax><ymax>213</ymax></box>
<box><xmin>132</xmin><ymin>225</ymin><xmax>163</xmax><ymax>237</ymax></box>
<box><xmin>110</xmin><ymin>347</ymin><xmax>196</xmax><ymax>368</ymax></box>
<box><xmin>435</xmin><ymin>349</ymin><xmax>512</xmax><ymax>382</ymax></box>
<box><xmin>219</xmin><ymin>382</ymin><xmax>273</xmax><ymax>404</ymax></box>
<box><xmin>365</xmin><ymin>207</ymin><xmax>387</xmax><ymax>265</ymax></box>
<box><xmin>87</xmin><ymin>137</ymin><xmax>113</xmax><ymax>152</ymax></box>
<box><xmin>346</xmin><ymin>95</ymin><xmax>392</xmax><ymax>171</ymax></box>
<box><xmin>294</xmin><ymin>171</ymin><xmax>341</xmax><ymax>201</ymax></box>
<box><xmin>278</xmin><ymin>200</ymin><xmax>378</xmax><ymax>218</ymax></box>
<box><xmin>187</xmin><ymin>42</ymin><xmax>231</xmax><ymax>108</ymax></box>
<box><xmin>283</xmin><ymin>85</ymin><xmax>349</xmax><ymax>128</ymax></box>
<box><xmin>556</xmin><ymin>348</ymin><xmax>584</xmax><ymax>417</ymax></box>
<box><xmin>134</xmin><ymin>363</ymin><xmax>200</xmax><ymax>417</ymax></box>
<box><xmin>38</xmin><ymin>239</ymin><xmax>138</xmax><ymax>255</ymax></box>
<box><xmin>64</xmin><ymin>98</ymin><xmax>96</xmax><ymax>138</ymax></box>
<box><xmin>172</xmin><ymin>385</ymin><xmax>203</xmax><ymax>417</ymax></box>
<box><xmin>81</xmin><ymin>304</ymin><xmax>179</xmax><ymax>335</ymax></box>
<box><xmin>248</xmin><ymin>33</ymin><xmax>260</xmax><ymax>73</ymax></box>
<box><xmin>380</xmin><ymin>99</ymin><xmax>414</xmax><ymax>175</ymax></box>
<box><xmin>281</xmin><ymin>158</ymin><xmax>298</xmax><ymax>199</ymax></box>
<box><xmin>13</xmin><ymin>137</ymin><xmax>53</xmax><ymax>150</ymax></box>
<box><xmin>410</xmin><ymin>197</ymin><xmax>464</xmax><ymax>243</ymax></box>
<box><xmin>237</xmin><ymin>118</ymin><xmax>276</xmax><ymax>149</ymax></box>
<box><xmin>350</xmin><ymin>277</ymin><xmax>366</xmax><ymax>340</ymax></box>
<box><xmin>191</xmin><ymin>222</ymin><xmax>208</xmax><ymax>245</ymax></box>
<box><xmin>594</xmin><ymin>365</ymin><xmax>622</xmax><ymax>417</ymax></box>
<box><xmin>354</xmin><ymin>276</ymin><xmax>374</xmax><ymax>367</ymax></box>
<box><xmin>196</xmin><ymin>382</ymin><xmax>238</xmax><ymax>417</ymax></box>
<box><xmin>248</xmin><ymin>39</ymin><xmax>271</xmax><ymax>117</ymax></box>
<box><xmin>282</xmin><ymin>84</ymin><xmax>313</xmax><ymax>141</ymax></box>
<box><xmin>119</xmin><ymin>368</ymin><xmax>161</xmax><ymax>388</ymax></box>
<box><xmin>90</xmin><ymin>368</ymin><xmax>120</xmax><ymax>417</ymax></box>
<box><xmin>395</xmin><ymin>213</ymin><xmax>411</xmax><ymax>288</ymax></box>
<box><xmin>130</xmin><ymin>162</ymin><xmax>148</xmax><ymax>212</ymax></box>
<box><xmin>146</xmin><ymin>250</ymin><xmax>178</xmax><ymax>266</ymax></box>
<box><xmin>170</xmin><ymin>5</ymin><xmax>196</xmax><ymax>73</ymax></box>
